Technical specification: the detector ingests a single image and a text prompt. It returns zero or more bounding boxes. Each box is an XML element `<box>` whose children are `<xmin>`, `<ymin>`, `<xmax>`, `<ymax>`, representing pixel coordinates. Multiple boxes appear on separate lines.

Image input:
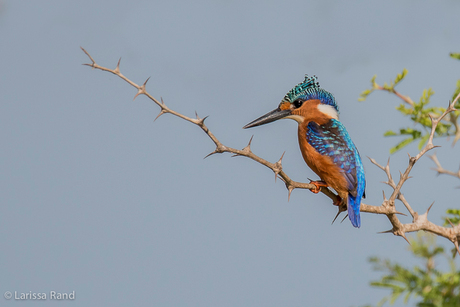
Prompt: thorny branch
<box><xmin>82</xmin><ymin>47</ymin><xmax>460</xmax><ymax>254</ymax></box>
<box><xmin>429</xmin><ymin>153</ymin><xmax>460</xmax><ymax>180</ymax></box>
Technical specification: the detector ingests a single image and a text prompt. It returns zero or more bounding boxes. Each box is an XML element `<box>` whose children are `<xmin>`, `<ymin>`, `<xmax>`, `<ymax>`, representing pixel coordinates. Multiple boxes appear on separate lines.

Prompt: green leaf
<box><xmin>389</xmin><ymin>137</ymin><xmax>415</xmax><ymax>154</ymax></box>
<box><xmin>403</xmin><ymin>291</ymin><xmax>412</xmax><ymax>304</ymax></box>
<box><xmin>371</xmin><ymin>74</ymin><xmax>377</xmax><ymax>88</ymax></box>
<box><xmin>396</xmin><ymin>103</ymin><xmax>412</xmax><ymax>115</ymax></box>
<box><xmin>358</xmin><ymin>75</ymin><xmax>379</xmax><ymax>101</ymax></box>
<box><xmin>394</xmin><ymin>68</ymin><xmax>408</xmax><ymax>85</ymax></box>
<box><xmin>384</xmin><ymin>130</ymin><xmax>397</xmax><ymax>136</ymax></box>
<box><xmin>450</xmin><ymin>52</ymin><xmax>460</xmax><ymax>60</ymax></box>
<box><xmin>359</xmin><ymin>88</ymin><xmax>374</xmax><ymax>101</ymax></box>
<box><xmin>399</xmin><ymin>128</ymin><xmax>421</xmax><ymax>139</ymax></box>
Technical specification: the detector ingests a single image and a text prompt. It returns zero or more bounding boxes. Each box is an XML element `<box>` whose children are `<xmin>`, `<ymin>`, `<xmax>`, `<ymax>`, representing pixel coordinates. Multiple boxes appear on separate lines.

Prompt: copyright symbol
<box><xmin>4</xmin><ymin>291</ymin><xmax>12</xmax><ymax>299</ymax></box>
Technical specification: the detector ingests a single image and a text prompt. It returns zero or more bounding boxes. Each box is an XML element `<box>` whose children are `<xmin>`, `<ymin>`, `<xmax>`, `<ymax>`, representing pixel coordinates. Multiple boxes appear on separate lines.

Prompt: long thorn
<box><xmin>114</xmin><ymin>57</ymin><xmax>121</xmax><ymax>73</ymax></box>
<box><xmin>455</xmin><ymin>240</ymin><xmax>460</xmax><ymax>256</ymax></box>
<box><xmin>204</xmin><ymin>150</ymin><xmax>218</xmax><ymax>159</ymax></box>
<box><xmin>331</xmin><ymin>210</ymin><xmax>343</xmax><ymax>225</ymax></box>
<box><xmin>426</xmin><ymin>202</ymin><xmax>434</xmax><ymax>214</ymax></box>
<box><xmin>400</xmin><ymin>232</ymin><xmax>411</xmax><ymax>245</ymax></box>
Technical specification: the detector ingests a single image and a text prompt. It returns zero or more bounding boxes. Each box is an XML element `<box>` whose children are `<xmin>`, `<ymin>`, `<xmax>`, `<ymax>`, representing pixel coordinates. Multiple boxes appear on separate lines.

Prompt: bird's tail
<box><xmin>347</xmin><ymin>193</ymin><xmax>361</xmax><ymax>228</ymax></box>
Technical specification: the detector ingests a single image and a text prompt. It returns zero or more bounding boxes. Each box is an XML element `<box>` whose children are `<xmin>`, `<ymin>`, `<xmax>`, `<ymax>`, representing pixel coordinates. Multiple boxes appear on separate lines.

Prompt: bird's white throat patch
<box><xmin>317</xmin><ymin>104</ymin><xmax>339</xmax><ymax>120</ymax></box>
<box><xmin>285</xmin><ymin>114</ymin><xmax>304</xmax><ymax>123</ymax></box>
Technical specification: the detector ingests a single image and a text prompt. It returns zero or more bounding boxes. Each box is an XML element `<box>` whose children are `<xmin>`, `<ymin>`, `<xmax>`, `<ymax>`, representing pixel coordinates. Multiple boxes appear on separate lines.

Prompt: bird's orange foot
<box><xmin>309</xmin><ymin>180</ymin><xmax>328</xmax><ymax>194</ymax></box>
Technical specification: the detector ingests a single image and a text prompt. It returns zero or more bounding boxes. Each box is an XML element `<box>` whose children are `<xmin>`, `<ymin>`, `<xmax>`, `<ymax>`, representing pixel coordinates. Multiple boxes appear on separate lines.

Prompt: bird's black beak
<box><xmin>243</xmin><ymin>108</ymin><xmax>292</xmax><ymax>129</ymax></box>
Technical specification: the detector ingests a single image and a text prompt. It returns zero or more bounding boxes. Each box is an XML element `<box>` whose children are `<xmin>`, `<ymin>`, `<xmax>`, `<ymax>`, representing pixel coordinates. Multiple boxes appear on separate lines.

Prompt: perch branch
<box><xmin>81</xmin><ymin>47</ymin><xmax>325</xmax><ymax>199</ymax></box>
<box><xmin>82</xmin><ymin>48</ymin><xmax>460</xmax><ymax>254</ymax></box>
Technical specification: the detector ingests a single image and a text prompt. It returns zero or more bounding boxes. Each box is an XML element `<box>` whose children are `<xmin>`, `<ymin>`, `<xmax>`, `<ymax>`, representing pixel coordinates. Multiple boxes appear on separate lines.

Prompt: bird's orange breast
<box><xmin>289</xmin><ymin>99</ymin><xmax>349</xmax><ymax>196</ymax></box>
<box><xmin>297</xmin><ymin>121</ymin><xmax>349</xmax><ymax>197</ymax></box>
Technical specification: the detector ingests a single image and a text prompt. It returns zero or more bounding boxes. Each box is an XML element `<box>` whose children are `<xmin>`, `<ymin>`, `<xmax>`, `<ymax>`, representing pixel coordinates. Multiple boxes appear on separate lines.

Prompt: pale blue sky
<box><xmin>0</xmin><ymin>1</ymin><xmax>459</xmax><ymax>306</ymax></box>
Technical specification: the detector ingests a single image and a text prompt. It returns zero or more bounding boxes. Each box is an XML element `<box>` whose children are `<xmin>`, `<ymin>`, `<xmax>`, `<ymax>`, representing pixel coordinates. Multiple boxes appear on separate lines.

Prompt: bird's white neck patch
<box><xmin>317</xmin><ymin>104</ymin><xmax>339</xmax><ymax>120</ymax></box>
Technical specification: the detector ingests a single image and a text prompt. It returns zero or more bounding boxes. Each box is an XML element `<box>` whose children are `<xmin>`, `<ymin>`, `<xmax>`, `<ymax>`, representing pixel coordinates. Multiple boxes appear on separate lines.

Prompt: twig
<box><xmin>429</xmin><ymin>153</ymin><xmax>460</xmax><ymax>179</ymax></box>
<box><xmin>375</xmin><ymin>85</ymin><xmax>415</xmax><ymax>106</ymax></box>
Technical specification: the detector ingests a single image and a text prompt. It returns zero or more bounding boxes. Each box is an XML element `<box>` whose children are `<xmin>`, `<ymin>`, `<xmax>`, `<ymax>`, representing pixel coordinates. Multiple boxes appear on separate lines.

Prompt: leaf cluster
<box><xmin>365</xmin><ymin>232</ymin><xmax>460</xmax><ymax>307</ymax></box>
<box><xmin>385</xmin><ymin>87</ymin><xmax>450</xmax><ymax>154</ymax></box>
<box><xmin>359</xmin><ymin>54</ymin><xmax>460</xmax><ymax>153</ymax></box>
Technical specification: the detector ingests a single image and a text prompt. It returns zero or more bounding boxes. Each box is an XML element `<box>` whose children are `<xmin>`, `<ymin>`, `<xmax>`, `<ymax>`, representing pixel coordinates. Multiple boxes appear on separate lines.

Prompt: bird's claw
<box><xmin>309</xmin><ymin>180</ymin><xmax>328</xmax><ymax>193</ymax></box>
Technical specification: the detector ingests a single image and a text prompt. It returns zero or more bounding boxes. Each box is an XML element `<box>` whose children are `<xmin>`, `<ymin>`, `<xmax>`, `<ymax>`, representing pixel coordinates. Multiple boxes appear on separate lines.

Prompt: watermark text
<box><xmin>4</xmin><ymin>291</ymin><xmax>75</xmax><ymax>300</ymax></box>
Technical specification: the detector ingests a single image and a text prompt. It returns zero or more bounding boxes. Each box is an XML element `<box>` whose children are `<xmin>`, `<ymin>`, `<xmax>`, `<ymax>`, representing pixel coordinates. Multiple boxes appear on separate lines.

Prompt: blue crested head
<box><xmin>282</xmin><ymin>75</ymin><xmax>339</xmax><ymax>113</ymax></box>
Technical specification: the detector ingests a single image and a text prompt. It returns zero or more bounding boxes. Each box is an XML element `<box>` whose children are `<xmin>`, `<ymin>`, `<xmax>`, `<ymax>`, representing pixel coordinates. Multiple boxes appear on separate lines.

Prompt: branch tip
<box><xmin>81</xmin><ymin>47</ymin><xmax>96</xmax><ymax>65</ymax></box>
<box><xmin>382</xmin><ymin>180</ymin><xmax>391</xmax><ymax>187</ymax></box>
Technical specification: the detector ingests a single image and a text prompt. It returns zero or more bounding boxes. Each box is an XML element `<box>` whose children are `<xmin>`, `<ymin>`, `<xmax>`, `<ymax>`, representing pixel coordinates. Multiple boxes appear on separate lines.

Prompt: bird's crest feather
<box><xmin>283</xmin><ymin>75</ymin><xmax>320</xmax><ymax>102</ymax></box>
<box><xmin>283</xmin><ymin>75</ymin><xmax>339</xmax><ymax>112</ymax></box>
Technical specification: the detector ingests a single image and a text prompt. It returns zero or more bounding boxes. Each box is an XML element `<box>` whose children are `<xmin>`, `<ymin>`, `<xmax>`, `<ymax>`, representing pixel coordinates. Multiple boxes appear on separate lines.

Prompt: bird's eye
<box><xmin>293</xmin><ymin>99</ymin><xmax>303</xmax><ymax>108</ymax></box>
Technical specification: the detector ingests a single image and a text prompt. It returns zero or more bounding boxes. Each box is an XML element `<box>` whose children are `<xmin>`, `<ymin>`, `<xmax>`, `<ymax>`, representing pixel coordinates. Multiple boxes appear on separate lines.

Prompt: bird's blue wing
<box><xmin>306</xmin><ymin>119</ymin><xmax>364</xmax><ymax>196</ymax></box>
<box><xmin>306</xmin><ymin>119</ymin><xmax>366</xmax><ymax>228</ymax></box>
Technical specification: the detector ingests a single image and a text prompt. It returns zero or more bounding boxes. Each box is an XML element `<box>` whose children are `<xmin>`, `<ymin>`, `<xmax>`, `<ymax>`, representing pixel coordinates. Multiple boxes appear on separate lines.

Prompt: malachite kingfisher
<box><xmin>243</xmin><ymin>75</ymin><xmax>366</xmax><ymax>228</ymax></box>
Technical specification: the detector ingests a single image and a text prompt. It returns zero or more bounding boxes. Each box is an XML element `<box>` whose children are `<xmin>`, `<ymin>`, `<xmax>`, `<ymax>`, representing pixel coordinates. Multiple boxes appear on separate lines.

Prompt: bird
<box><xmin>243</xmin><ymin>75</ymin><xmax>365</xmax><ymax>228</ymax></box>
